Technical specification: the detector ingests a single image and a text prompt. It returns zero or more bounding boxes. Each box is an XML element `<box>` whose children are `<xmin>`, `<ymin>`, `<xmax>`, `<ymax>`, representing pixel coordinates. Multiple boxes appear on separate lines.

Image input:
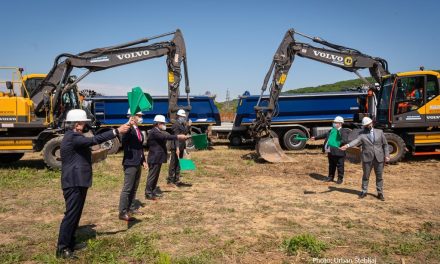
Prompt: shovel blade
<box><xmin>256</xmin><ymin>137</ymin><xmax>294</xmax><ymax>163</ymax></box>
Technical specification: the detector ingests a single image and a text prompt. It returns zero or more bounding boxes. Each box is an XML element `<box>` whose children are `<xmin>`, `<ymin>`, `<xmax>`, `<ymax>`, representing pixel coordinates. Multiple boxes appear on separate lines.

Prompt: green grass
<box><xmin>282</xmin><ymin>233</ymin><xmax>328</xmax><ymax>257</ymax></box>
<box><xmin>0</xmin><ymin>167</ymin><xmax>58</xmax><ymax>189</ymax></box>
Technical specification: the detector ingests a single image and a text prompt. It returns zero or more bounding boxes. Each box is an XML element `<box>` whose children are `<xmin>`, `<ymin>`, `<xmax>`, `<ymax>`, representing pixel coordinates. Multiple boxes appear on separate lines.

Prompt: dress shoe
<box><xmin>119</xmin><ymin>213</ymin><xmax>135</xmax><ymax>222</ymax></box>
<box><xmin>56</xmin><ymin>248</ymin><xmax>78</xmax><ymax>259</ymax></box>
<box><xmin>324</xmin><ymin>177</ymin><xmax>334</xmax><ymax>182</ymax></box>
<box><xmin>154</xmin><ymin>186</ymin><xmax>163</xmax><ymax>194</ymax></box>
<box><xmin>377</xmin><ymin>193</ymin><xmax>385</xmax><ymax>201</ymax></box>
<box><xmin>73</xmin><ymin>242</ymin><xmax>87</xmax><ymax>251</ymax></box>
<box><xmin>130</xmin><ymin>208</ymin><xmax>144</xmax><ymax>215</ymax></box>
<box><xmin>153</xmin><ymin>192</ymin><xmax>163</xmax><ymax>198</ymax></box>
<box><xmin>359</xmin><ymin>192</ymin><xmax>367</xmax><ymax>199</ymax></box>
<box><xmin>145</xmin><ymin>195</ymin><xmax>156</xmax><ymax>200</ymax></box>
<box><xmin>175</xmin><ymin>181</ymin><xmax>192</xmax><ymax>187</ymax></box>
<box><xmin>336</xmin><ymin>178</ymin><xmax>343</xmax><ymax>184</ymax></box>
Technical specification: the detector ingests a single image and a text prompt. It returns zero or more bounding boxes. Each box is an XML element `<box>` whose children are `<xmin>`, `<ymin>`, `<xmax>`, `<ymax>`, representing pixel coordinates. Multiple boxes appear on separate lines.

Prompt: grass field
<box><xmin>0</xmin><ymin>141</ymin><xmax>439</xmax><ymax>263</ymax></box>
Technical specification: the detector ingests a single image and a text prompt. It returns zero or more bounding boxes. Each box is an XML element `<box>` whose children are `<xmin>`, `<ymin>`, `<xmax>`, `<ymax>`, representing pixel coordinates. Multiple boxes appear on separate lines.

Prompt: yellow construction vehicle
<box><xmin>251</xmin><ymin>29</ymin><xmax>440</xmax><ymax>163</ymax></box>
<box><xmin>0</xmin><ymin>67</ymin><xmax>46</xmax><ymax>163</ymax></box>
<box><xmin>0</xmin><ymin>29</ymin><xmax>190</xmax><ymax>168</ymax></box>
<box><xmin>375</xmin><ymin>69</ymin><xmax>440</xmax><ymax>162</ymax></box>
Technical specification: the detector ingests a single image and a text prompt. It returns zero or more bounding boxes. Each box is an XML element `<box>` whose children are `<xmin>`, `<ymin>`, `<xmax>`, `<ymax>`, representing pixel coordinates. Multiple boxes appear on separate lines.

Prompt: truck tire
<box><xmin>283</xmin><ymin>128</ymin><xmax>308</xmax><ymax>150</ymax></box>
<box><xmin>43</xmin><ymin>136</ymin><xmax>63</xmax><ymax>169</ymax></box>
<box><xmin>0</xmin><ymin>153</ymin><xmax>24</xmax><ymax>163</ymax></box>
<box><xmin>101</xmin><ymin>137</ymin><xmax>121</xmax><ymax>155</ymax></box>
<box><xmin>230</xmin><ymin>135</ymin><xmax>242</xmax><ymax>146</ymax></box>
<box><xmin>384</xmin><ymin>133</ymin><xmax>405</xmax><ymax>164</ymax></box>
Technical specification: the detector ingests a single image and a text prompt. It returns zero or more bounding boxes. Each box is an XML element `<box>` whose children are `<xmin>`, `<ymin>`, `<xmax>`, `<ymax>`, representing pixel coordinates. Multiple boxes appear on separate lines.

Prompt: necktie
<box><xmin>369</xmin><ymin>129</ymin><xmax>374</xmax><ymax>143</ymax></box>
<box><xmin>135</xmin><ymin>127</ymin><xmax>141</xmax><ymax>141</ymax></box>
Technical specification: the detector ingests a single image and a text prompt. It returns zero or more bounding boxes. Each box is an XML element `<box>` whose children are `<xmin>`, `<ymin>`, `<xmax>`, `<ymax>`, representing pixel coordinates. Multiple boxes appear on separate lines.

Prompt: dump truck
<box><xmin>229</xmin><ymin>90</ymin><xmax>366</xmax><ymax>149</ymax></box>
<box><xmin>87</xmin><ymin>95</ymin><xmax>221</xmax><ymax>154</ymax></box>
<box><xmin>0</xmin><ymin>29</ymin><xmax>191</xmax><ymax>168</ymax></box>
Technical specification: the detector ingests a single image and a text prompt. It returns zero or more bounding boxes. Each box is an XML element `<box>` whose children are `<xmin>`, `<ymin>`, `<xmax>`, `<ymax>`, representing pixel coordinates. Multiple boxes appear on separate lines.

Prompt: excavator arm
<box><xmin>31</xmin><ymin>29</ymin><xmax>190</xmax><ymax>127</ymax></box>
<box><xmin>251</xmin><ymin>29</ymin><xmax>389</xmax><ymax>162</ymax></box>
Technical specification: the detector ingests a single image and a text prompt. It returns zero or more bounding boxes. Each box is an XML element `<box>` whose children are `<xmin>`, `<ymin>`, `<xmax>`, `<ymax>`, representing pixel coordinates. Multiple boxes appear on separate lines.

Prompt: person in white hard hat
<box><xmin>117</xmin><ymin>110</ymin><xmax>146</xmax><ymax>222</ymax></box>
<box><xmin>167</xmin><ymin>109</ymin><xmax>192</xmax><ymax>187</ymax></box>
<box><xmin>144</xmin><ymin>115</ymin><xmax>189</xmax><ymax>200</ymax></box>
<box><xmin>57</xmin><ymin>109</ymin><xmax>130</xmax><ymax>259</ymax></box>
<box><xmin>311</xmin><ymin>116</ymin><xmax>350</xmax><ymax>184</ymax></box>
<box><xmin>340</xmin><ymin>117</ymin><xmax>390</xmax><ymax>201</ymax></box>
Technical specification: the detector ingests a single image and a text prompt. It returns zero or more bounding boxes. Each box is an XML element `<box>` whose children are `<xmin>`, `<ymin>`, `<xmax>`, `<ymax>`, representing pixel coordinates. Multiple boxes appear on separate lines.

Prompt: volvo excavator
<box><xmin>251</xmin><ymin>29</ymin><xmax>440</xmax><ymax>163</ymax></box>
<box><xmin>250</xmin><ymin>29</ymin><xmax>390</xmax><ymax>163</ymax></box>
<box><xmin>0</xmin><ymin>29</ymin><xmax>191</xmax><ymax>168</ymax></box>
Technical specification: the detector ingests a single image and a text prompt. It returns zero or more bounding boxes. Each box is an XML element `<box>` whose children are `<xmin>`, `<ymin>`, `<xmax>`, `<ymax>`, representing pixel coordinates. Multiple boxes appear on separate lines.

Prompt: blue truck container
<box><xmin>229</xmin><ymin>91</ymin><xmax>366</xmax><ymax>150</ymax></box>
<box><xmin>89</xmin><ymin>95</ymin><xmax>220</xmax><ymax>153</ymax></box>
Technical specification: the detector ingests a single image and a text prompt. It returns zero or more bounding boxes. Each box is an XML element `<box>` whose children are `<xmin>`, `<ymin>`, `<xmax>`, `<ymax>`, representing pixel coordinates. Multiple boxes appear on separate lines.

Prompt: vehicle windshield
<box><xmin>376</xmin><ymin>77</ymin><xmax>394</xmax><ymax>124</ymax></box>
<box><xmin>378</xmin><ymin>77</ymin><xmax>393</xmax><ymax>111</ymax></box>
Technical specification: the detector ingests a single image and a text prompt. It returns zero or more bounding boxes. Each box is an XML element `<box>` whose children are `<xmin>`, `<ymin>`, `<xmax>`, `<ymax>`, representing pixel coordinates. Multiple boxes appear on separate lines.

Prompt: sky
<box><xmin>1</xmin><ymin>0</ymin><xmax>439</xmax><ymax>101</ymax></box>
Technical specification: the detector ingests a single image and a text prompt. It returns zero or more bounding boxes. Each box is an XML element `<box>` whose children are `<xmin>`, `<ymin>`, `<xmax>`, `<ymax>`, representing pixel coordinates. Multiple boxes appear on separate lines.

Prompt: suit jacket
<box><xmin>146</xmin><ymin>127</ymin><xmax>177</xmax><ymax>164</ymax></box>
<box><xmin>347</xmin><ymin>128</ymin><xmax>390</xmax><ymax>162</ymax></box>
<box><xmin>122</xmin><ymin>126</ymin><xmax>145</xmax><ymax>166</ymax></box>
<box><xmin>60</xmin><ymin>129</ymin><xmax>116</xmax><ymax>189</ymax></box>
<box><xmin>170</xmin><ymin>122</ymin><xmax>190</xmax><ymax>150</ymax></box>
<box><xmin>315</xmin><ymin>127</ymin><xmax>350</xmax><ymax>157</ymax></box>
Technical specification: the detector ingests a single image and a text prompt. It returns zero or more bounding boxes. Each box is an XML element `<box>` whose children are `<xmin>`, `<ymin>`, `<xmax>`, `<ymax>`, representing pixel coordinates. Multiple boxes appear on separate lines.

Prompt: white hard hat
<box><xmin>374</xmin><ymin>83</ymin><xmax>380</xmax><ymax>87</ymax></box>
<box><xmin>177</xmin><ymin>109</ymin><xmax>186</xmax><ymax>117</ymax></box>
<box><xmin>66</xmin><ymin>109</ymin><xmax>90</xmax><ymax>122</ymax></box>
<box><xmin>153</xmin><ymin>115</ymin><xmax>166</xmax><ymax>123</ymax></box>
<box><xmin>127</xmin><ymin>109</ymin><xmax>143</xmax><ymax>116</ymax></box>
<box><xmin>362</xmin><ymin>117</ymin><xmax>373</xmax><ymax>126</ymax></box>
<box><xmin>333</xmin><ymin>116</ymin><xmax>344</xmax><ymax>123</ymax></box>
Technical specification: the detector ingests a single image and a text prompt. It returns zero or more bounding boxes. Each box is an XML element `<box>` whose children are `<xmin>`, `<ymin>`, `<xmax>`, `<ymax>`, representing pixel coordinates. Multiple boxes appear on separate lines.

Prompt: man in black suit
<box><xmin>312</xmin><ymin>116</ymin><xmax>350</xmax><ymax>184</ymax></box>
<box><xmin>56</xmin><ymin>109</ymin><xmax>130</xmax><ymax>259</ymax></box>
<box><xmin>167</xmin><ymin>109</ymin><xmax>191</xmax><ymax>186</ymax></box>
<box><xmin>145</xmin><ymin>115</ymin><xmax>188</xmax><ymax>200</ymax></box>
<box><xmin>118</xmin><ymin>111</ymin><xmax>146</xmax><ymax>222</ymax></box>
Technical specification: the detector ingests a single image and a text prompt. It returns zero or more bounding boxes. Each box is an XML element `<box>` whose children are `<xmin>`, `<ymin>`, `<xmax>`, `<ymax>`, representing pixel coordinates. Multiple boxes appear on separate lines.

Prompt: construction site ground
<box><xmin>0</xmin><ymin>140</ymin><xmax>439</xmax><ymax>263</ymax></box>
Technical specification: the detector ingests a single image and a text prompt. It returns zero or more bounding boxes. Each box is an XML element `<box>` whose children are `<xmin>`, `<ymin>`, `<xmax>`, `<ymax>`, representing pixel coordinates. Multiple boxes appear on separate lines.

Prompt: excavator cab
<box><xmin>0</xmin><ymin>67</ymin><xmax>35</xmax><ymax>124</ymax></box>
<box><xmin>376</xmin><ymin>71</ymin><xmax>440</xmax><ymax>128</ymax></box>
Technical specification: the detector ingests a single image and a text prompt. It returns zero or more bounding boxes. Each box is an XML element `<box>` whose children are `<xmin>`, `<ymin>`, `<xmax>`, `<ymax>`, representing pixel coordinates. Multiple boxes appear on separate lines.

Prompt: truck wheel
<box><xmin>384</xmin><ymin>133</ymin><xmax>405</xmax><ymax>164</ymax></box>
<box><xmin>0</xmin><ymin>153</ymin><xmax>24</xmax><ymax>163</ymax></box>
<box><xmin>43</xmin><ymin>136</ymin><xmax>63</xmax><ymax>169</ymax></box>
<box><xmin>283</xmin><ymin>129</ymin><xmax>308</xmax><ymax>150</ymax></box>
<box><xmin>230</xmin><ymin>135</ymin><xmax>242</xmax><ymax>146</ymax></box>
<box><xmin>101</xmin><ymin>137</ymin><xmax>121</xmax><ymax>155</ymax></box>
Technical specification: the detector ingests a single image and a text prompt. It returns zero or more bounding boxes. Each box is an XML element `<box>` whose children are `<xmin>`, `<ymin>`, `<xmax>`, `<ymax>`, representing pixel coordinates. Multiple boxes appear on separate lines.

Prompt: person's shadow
<box><xmin>323</xmin><ymin>186</ymin><xmax>361</xmax><ymax>196</ymax></box>
<box><xmin>308</xmin><ymin>173</ymin><xmax>328</xmax><ymax>181</ymax></box>
<box><xmin>75</xmin><ymin>224</ymin><xmax>97</xmax><ymax>243</ymax></box>
<box><xmin>0</xmin><ymin>159</ymin><xmax>46</xmax><ymax>169</ymax></box>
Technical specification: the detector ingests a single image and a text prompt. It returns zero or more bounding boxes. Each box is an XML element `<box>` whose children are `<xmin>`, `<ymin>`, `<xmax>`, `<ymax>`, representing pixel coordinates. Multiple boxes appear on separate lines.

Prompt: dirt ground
<box><xmin>0</xmin><ymin>140</ymin><xmax>439</xmax><ymax>263</ymax></box>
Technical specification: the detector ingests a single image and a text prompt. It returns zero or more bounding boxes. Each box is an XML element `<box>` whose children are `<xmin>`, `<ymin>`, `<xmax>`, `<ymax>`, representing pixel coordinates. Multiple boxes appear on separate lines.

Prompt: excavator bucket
<box><xmin>256</xmin><ymin>136</ymin><xmax>295</xmax><ymax>163</ymax></box>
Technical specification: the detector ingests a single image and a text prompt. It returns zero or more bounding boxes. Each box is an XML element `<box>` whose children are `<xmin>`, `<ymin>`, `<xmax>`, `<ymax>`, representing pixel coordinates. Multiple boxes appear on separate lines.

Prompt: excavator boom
<box><xmin>31</xmin><ymin>29</ymin><xmax>190</xmax><ymax>127</ymax></box>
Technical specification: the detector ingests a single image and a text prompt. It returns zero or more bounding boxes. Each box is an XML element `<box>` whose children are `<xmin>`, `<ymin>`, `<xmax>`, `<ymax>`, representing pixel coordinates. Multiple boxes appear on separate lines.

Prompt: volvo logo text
<box><xmin>313</xmin><ymin>51</ymin><xmax>343</xmax><ymax>62</ymax></box>
<box><xmin>117</xmin><ymin>51</ymin><xmax>150</xmax><ymax>60</ymax></box>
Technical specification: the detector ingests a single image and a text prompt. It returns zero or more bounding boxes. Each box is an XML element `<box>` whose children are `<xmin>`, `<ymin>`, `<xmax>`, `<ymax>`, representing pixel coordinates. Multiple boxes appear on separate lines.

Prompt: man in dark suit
<box><xmin>168</xmin><ymin>109</ymin><xmax>191</xmax><ymax>186</ymax></box>
<box><xmin>341</xmin><ymin>117</ymin><xmax>390</xmax><ymax>201</ymax></box>
<box><xmin>56</xmin><ymin>109</ymin><xmax>130</xmax><ymax>259</ymax></box>
<box><xmin>118</xmin><ymin>111</ymin><xmax>146</xmax><ymax>222</ymax></box>
<box><xmin>145</xmin><ymin>115</ymin><xmax>188</xmax><ymax>200</ymax></box>
<box><xmin>312</xmin><ymin>116</ymin><xmax>350</xmax><ymax>184</ymax></box>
